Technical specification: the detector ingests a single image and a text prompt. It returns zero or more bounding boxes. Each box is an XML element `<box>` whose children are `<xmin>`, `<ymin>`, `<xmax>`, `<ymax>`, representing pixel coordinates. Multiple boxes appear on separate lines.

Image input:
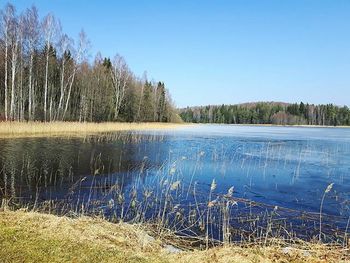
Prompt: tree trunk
<box><xmin>56</xmin><ymin>58</ymin><xmax>65</xmax><ymax>120</ymax></box>
<box><xmin>4</xmin><ymin>31</ymin><xmax>8</xmax><ymax>121</ymax></box>
<box><xmin>10</xmin><ymin>40</ymin><xmax>18</xmax><ymax>120</ymax></box>
<box><xmin>62</xmin><ymin>70</ymin><xmax>76</xmax><ymax>120</ymax></box>
<box><xmin>44</xmin><ymin>46</ymin><xmax>49</xmax><ymax>121</ymax></box>
<box><xmin>28</xmin><ymin>53</ymin><xmax>33</xmax><ymax>120</ymax></box>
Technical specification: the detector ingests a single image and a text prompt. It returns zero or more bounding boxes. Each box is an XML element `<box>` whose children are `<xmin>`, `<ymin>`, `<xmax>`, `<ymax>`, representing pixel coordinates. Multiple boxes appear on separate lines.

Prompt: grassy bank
<box><xmin>0</xmin><ymin>122</ymin><xmax>184</xmax><ymax>138</ymax></box>
<box><xmin>0</xmin><ymin>210</ymin><xmax>348</xmax><ymax>263</ymax></box>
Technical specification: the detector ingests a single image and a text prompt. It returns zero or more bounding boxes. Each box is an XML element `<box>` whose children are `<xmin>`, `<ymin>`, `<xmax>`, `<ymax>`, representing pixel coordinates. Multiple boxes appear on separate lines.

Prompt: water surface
<box><xmin>1</xmin><ymin>125</ymin><xmax>349</xmax><ymax>242</ymax></box>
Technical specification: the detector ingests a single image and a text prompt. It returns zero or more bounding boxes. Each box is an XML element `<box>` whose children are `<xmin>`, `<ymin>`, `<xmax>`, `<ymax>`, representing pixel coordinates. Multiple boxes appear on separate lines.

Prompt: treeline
<box><xmin>180</xmin><ymin>102</ymin><xmax>350</xmax><ymax>126</ymax></box>
<box><xmin>0</xmin><ymin>3</ymin><xmax>179</xmax><ymax>122</ymax></box>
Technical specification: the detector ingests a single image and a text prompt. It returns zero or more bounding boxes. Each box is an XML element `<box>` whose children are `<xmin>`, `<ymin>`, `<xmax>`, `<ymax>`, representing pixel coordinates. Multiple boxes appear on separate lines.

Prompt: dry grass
<box><xmin>0</xmin><ymin>210</ymin><xmax>349</xmax><ymax>263</ymax></box>
<box><xmin>0</xmin><ymin>121</ymin><xmax>185</xmax><ymax>138</ymax></box>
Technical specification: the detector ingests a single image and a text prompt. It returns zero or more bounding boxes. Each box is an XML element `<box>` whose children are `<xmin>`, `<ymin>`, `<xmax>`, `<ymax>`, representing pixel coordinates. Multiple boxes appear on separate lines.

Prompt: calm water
<box><xmin>1</xmin><ymin>125</ymin><xmax>350</xmax><ymax>242</ymax></box>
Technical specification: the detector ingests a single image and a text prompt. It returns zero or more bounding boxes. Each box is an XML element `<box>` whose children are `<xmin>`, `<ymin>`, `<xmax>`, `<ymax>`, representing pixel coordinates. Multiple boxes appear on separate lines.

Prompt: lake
<box><xmin>1</xmin><ymin>125</ymin><xmax>349</xmax><ymax>244</ymax></box>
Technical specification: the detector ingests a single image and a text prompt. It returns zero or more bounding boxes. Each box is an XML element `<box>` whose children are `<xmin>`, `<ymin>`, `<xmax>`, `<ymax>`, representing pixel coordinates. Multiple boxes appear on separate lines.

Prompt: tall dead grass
<box><xmin>0</xmin><ymin>121</ymin><xmax>185</xmax><ymax>138</ymax></box>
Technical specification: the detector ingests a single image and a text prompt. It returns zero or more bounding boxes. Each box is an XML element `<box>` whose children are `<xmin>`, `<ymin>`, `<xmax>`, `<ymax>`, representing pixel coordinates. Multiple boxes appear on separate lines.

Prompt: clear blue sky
<box><xmin>4</xmin><ymin>0</ymin><xmax>350</xmax><ymax>107</ymax></box>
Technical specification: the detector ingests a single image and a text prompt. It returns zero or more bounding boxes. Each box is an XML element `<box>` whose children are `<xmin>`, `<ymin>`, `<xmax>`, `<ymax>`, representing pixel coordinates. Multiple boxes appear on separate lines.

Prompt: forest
<box><xmin>1</xmin><ymin>2</ymin><xmax>349</xmax><ymax>127</ymax></box>
<box><xmin>180</xmin><ymin>102</ymin><xmax>350</xmax><ymax>126</ymax></box>
<box><xmin>0</xmin><ymin>3</ymin><xmax>179</xmax><ymax>122</ymax></box>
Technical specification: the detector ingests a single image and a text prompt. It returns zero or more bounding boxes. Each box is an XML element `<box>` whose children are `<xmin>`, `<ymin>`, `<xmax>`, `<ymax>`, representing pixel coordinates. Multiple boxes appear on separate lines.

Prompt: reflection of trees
<box><xmin>0</xmin><ymin>135</ymin><xmax>169</xmax><ymax>205</ymax></box>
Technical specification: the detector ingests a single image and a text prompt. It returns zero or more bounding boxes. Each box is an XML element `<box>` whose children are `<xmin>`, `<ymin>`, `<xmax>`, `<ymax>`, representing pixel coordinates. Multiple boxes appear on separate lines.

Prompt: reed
<box><xmin>0</xmin><ymin>121</ymin><xmax>185</xmax><ymax>138</ymax></box>
<box><xmin>319</xmin><ymin>183</ymin><xmax>334</xmax><ymax>242</ymax></box>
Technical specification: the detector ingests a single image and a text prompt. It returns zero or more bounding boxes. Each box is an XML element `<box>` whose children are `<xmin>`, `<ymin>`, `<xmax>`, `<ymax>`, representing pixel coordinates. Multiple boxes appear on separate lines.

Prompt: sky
<box><xmin>2</xmin><ymin>0</ymin><xmax>350</xmax><ymax>107</ymax></box>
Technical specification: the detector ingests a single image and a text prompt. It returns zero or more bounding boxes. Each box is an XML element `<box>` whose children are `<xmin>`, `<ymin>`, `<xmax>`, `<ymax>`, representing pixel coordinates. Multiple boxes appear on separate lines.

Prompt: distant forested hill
<box><xmin>179</xmin><ymin>102</ymin><xmax>350</xmax><ymax>126</ymax></box>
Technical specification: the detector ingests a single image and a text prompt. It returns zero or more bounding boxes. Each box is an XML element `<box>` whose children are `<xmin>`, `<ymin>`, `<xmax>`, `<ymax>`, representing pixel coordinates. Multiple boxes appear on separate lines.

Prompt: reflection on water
<box><xmin>0</xmin><ymin>125</ymin><xmax>350</xmax><ymax>244</ymax></box>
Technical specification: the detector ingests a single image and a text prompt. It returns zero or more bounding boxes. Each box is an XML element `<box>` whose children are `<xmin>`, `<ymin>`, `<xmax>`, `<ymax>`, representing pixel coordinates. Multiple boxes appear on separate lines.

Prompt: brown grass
<box><xmin>0</xmin><ymin>210</ymin><xmax>348</xmax><ymax>263</ymax></box>
<box><xmin>0</xmin><ymin>121</ymin><xmax>186</xmax><ymax>138</ymax></box>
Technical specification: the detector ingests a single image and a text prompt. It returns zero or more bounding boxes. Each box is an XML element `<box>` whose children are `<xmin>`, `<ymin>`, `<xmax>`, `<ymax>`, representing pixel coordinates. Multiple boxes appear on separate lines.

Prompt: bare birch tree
<box><xmin>16</xmin><ymin>14</ymin><xmax>25</xmax><ymax>120</ymax></box>
<box><xmin>24</xmin><ymin>6</ymin><xmax>39</xmax><ymax>120</ymax></box>
<box><xmin>62</xmin><ymin>30</ymin><xmax>89</xmax><ymax>120</ymax></box>
<box><xmin>110</xmin><ymin>54</ymin><xmax>129</xmax><ymax>120</ymax></box>
<box><xmin>137</xmin><ymin>71</ymin><xmax>147</xmax><ymax>121</ymax></box>
<box><xmin>1</xmin><ymin>4</ymin><xmax>15</xmax><ymax>120</ymax></box>
<box><xmin>9</xmin><ymin>11</ymin><xmax>19</xmax><ymax>120</ymax></box>
<box><xmin>55</xmin><ymin>31</ymin><xmax>73</xmax><ymax>120</ymax></box>
<box><xmin>42</xmin><ymin>13</ymin><xmax>57</xmax><ymax>121</ymax></box>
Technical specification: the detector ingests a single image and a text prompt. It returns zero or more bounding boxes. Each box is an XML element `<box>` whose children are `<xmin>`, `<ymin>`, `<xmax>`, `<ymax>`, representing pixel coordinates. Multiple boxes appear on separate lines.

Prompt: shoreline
<box><xmin>0</xmin><ymin>121</ymin><xmax>348</xmax><ymax>139</ymax></box>
<box><xmin>0</xmin><ymin>210</ymin><xmax>348</xmax><ymax>263</ymax></box>
<box><xmin>0</xmin><ymin>121</ymin><xmax>187</xmax><ymax>139</ymax></box>
<box><xmin>186</xmin><ymin>123</ymin><xmax>350</xmax><ymax>128</ymax></box>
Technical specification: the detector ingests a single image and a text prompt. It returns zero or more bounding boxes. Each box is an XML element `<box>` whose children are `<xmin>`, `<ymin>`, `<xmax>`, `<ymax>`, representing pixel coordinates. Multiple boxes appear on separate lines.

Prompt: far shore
<box><xmin>189</xmin><ymin>122</ymin><xmax>350</xmax><ymax>128</ymax></box>
<box><xmin>0</xmin><ymin>121</ymin><xmax>187</xmax><ymax>139</ymax></box>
